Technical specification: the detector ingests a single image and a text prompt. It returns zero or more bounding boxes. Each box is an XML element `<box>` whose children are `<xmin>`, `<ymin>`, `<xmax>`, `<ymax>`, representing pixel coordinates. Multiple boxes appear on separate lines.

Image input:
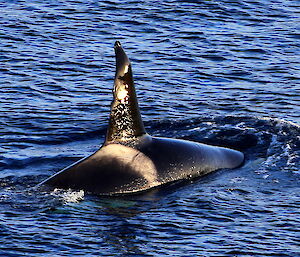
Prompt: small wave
<box><xmin>51</xmin><ymin>188</ymin><xmax>85</xmax><ymax>203</ymax></box>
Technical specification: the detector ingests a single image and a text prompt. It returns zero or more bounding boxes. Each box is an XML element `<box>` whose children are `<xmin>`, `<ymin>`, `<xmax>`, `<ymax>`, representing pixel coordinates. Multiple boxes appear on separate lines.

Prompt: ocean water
<box><xmin>0</xmin><ymin>0</ymin><xmax>299</xmax><ymax>256</ymax></box>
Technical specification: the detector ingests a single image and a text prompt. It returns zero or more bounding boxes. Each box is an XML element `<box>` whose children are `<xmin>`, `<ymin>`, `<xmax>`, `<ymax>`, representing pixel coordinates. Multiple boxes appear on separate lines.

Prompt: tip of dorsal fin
<box><xmin>105</xmin><ymin>41</ymin><xmax>146</xmax><ymax>144</ymax></box>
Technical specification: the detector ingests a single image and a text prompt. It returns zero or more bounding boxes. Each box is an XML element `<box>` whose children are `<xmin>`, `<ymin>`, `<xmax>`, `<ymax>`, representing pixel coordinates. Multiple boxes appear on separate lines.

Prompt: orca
<box><xmin>39</xmin><ymin>41</ymin><xmax>244</xmax><ymax>195</ymax></box>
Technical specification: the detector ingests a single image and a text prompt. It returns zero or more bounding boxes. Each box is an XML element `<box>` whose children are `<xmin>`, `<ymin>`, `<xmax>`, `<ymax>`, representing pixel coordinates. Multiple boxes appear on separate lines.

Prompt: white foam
<box><xmin>52</xmin><ymin>188</ymin><xmax>85</xmax><ymax>203</ymax></box>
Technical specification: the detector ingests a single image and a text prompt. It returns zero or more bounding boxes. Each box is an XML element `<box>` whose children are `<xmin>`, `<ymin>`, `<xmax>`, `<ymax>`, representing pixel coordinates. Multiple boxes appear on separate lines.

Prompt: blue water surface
<box><xmin>0</xmin><ymin>0</ymin><xmax>299</xmax><ymax>256</ymax></box>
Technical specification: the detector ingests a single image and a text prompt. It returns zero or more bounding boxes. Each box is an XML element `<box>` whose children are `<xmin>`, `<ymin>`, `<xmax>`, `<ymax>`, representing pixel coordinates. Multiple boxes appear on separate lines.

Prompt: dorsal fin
<box><xmin>105</xmin><ymin>41</ymin><xmax>146</xmax><ymax>143</ymax></box>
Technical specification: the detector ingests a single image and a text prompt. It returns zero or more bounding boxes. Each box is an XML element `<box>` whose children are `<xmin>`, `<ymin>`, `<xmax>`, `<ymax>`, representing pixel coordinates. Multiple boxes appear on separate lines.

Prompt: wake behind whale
<box><xmin>39</xmin><ymin>41</ymin><xmax>244</xmax><ymax>195</ymax></box>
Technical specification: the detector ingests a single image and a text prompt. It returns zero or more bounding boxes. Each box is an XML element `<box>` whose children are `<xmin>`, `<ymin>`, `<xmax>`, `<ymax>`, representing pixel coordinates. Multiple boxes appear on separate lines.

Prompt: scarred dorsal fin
<box><xmin>105</xmin><ymin>41</ymin><xmax>146</xmax><ymax>143</ymax></box>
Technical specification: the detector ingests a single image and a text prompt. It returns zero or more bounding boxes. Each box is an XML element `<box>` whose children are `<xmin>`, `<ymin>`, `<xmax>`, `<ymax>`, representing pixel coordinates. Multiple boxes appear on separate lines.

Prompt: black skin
<box><xmin>106</xmin><ymin>41</ymin><xmax>145</xmax><ymax>143</ymax></box>
<box><xmin>39</xmin><ymin>42</ymin><xmax>244</xmax><ymax>196</ymax></box>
